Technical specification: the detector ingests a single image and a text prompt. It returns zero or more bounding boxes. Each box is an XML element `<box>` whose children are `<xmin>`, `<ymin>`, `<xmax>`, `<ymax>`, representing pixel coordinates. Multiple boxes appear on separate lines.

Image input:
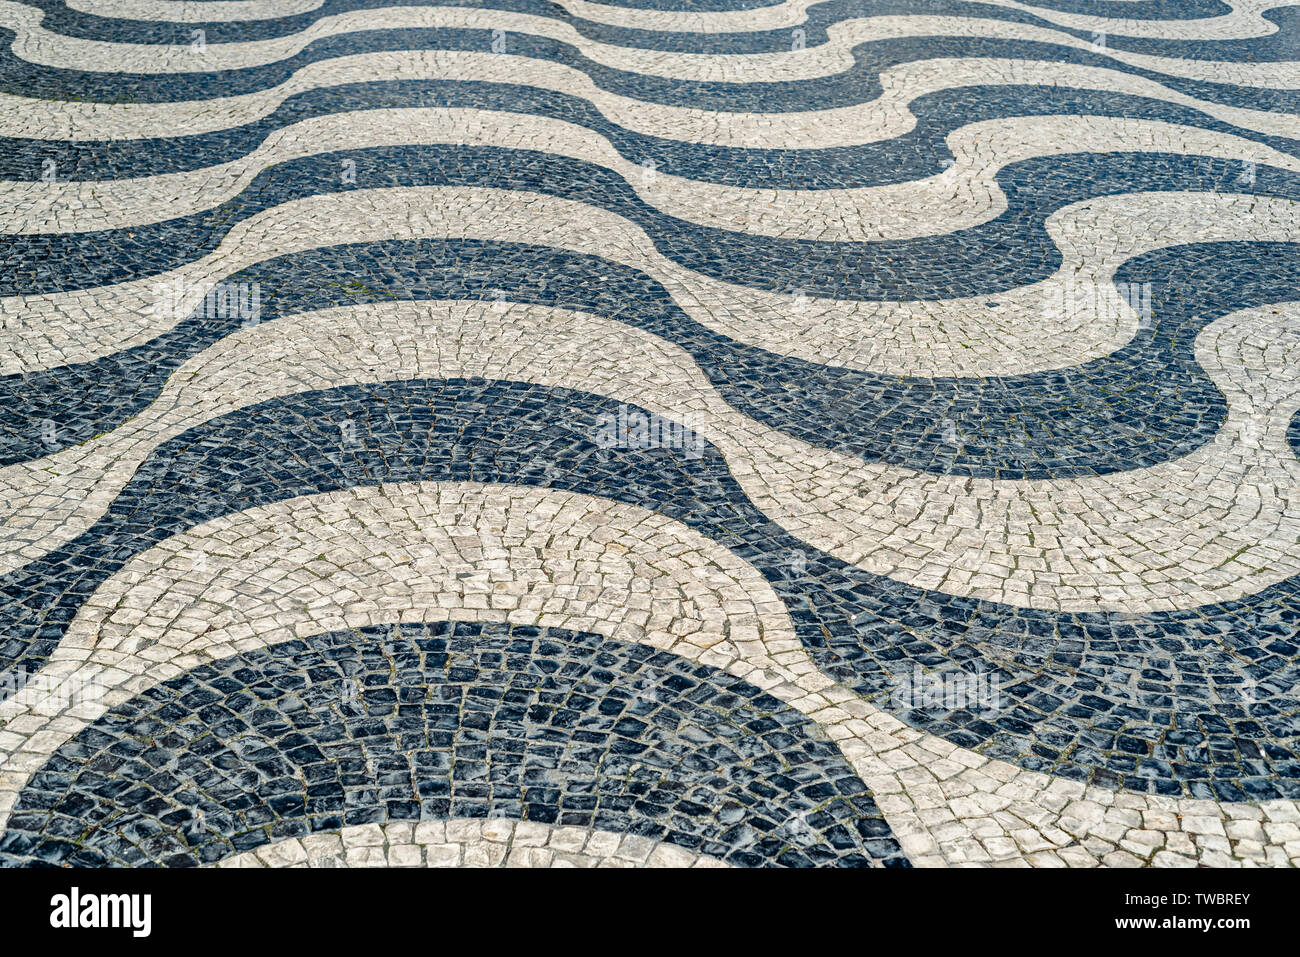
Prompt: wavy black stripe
<box><xmin>5</xmin><ymin>146</ymin><xmax>1297</xmax><ymax>303</ymax></box>
<box><xmin>1</xmin><ymin>379</ymin><xmax>1297</xmax><ymax>797</ymax></box>
<box><xmin>5</xmin><ymin>81</ymin><xmax>1297</xmax><ymax>186</ymax></box>
<box><xmin>5</xmin><ymin>25</ymin><xmax>1300</xmax><ymax>116</ymax></box>
<box><xmin>11</xmin><ymin>0</ymin><xmax>1293</xmax><ymax>62</ymax></box>
<box><xmin>9</xmin><ymin>238</ymin><xmax>1299</xmax><ymax>482</ymax></box>
<box><xmin>0</xmin><ymin>621</ymin><xmax>908</xmax><ymax>868</ymax></box>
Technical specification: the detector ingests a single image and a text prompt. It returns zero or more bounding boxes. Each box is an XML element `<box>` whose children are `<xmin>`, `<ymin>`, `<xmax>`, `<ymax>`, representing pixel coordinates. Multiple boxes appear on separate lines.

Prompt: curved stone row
<box><xmin>8</xmin><ymin>188</ymin><xmax>1293</xmax><ymax>385</ymax></box>
<box><xmin>8</xmin><ymin>53</ymin><xmax>1295</xmax><ymax>149</ymax></box>
<box><xmin>14</xmin><ymin>0</ymin><xmax>1300</xmax><ymax>62</ymax></box>
<box><xmin>3</xmin><ymin>11</ymin><xmax>1299</xmax><ymax>111</ymax></box>
<box><xmin>9</xmin><ymin>84</ymin><xmax>1297</xmax><ymax>192</ymax></box>
<box><xmin>6</xmin><ymin>233</ymin><xmax>1299</xmax><ymax>481</ymax></box>
<box><xmin>10</xmin><ymin>142</ymin><xmax>1300</xmax><ymax>301</ymax></box>
<box><xmin>1</xmin><ymin>479</ymin><xmax>1296</xmax><ymax>867</ymax></box>
<box><xmin>1</xmin><ymin>380</ymin><xmax>1297</xmax><ymax>796</ymax></box>
<box><xmin>213</xmin><ymin>819</ymin><xmax>731</xmax><ymax>867</ymax></box>
<box><xmin>0</xmin><ymin>621</ymin><xmax>907</xmax><ymax>867</ymax></box>
<box><xmin>2</xmin><ymin>299</ymin><xmax>1297</xmax><ymax>613</ymax></box>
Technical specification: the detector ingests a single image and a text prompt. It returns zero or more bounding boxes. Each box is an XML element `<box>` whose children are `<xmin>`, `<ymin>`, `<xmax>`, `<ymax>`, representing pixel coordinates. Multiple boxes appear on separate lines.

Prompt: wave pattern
<box><xmin>2</xmin><ymin>0</ymin><xmax>1299</xmax><ymax>869</ymax></box>
<box><xmin>0</xmin><ymin>621</ymin><xmax>907</xmax><ymax>868</ymax></box>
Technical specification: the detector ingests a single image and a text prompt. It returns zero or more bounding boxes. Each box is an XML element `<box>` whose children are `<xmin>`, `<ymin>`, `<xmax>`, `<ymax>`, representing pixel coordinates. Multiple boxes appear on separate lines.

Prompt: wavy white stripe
<box><xmin>0</xmin><ymin>483</ymin><xmax>824</xmax><ymax>835</ymax></box>
<box><xmin>7</xmin><ymin>52</ymin><xmax>1299</xmax><ymax>150</ymax></box>
<box><xmin>3</xmin><ymin>187</ymin><xmax>1298</xmax><ymax>382</ymax></box>
<box><xmin>3</xmin><ymin>297</ymin><xmax>1298</xmax><ymax>612</ymax></box>
<box><xmin>65</xmin><ymin>0</ymin><xmax>823</xmax><ymax>33</ymax></box>
<box><xmin>212</xmin><ymin>820</ymin><xmax>731</xmax><ymax>868</ymax></box>
<box><xmin>988</xmin><ymin>0</ymin><xmax>1300</xmax><ymax>39</ymax></box>
<box><xmin>50</xmin><ymin>0</ymin><xmax>1300</xmax><ymax>39</ymax></box>
<box><xmin>7</xmin><ymin>109</ymin><xmax>1295</xmax><ymax>244</ymax></box>
<box><xmin>68</xmin><ymin>0</ymin><xmax>329</xmax><ymax>21</ymax></box>
<box><xmin>1</xmin><ymin>481</ymin><xmax>1295</xmax><ymax>867</ymax></box>
<box><xmin>4</xmin><ymin>5</ymin><xmax>1298</xmax><ymax>88</ymax></box>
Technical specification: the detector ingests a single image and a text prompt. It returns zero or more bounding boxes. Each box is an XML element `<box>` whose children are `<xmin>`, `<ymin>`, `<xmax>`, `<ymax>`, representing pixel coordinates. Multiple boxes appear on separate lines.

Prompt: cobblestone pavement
<box><xmin>1</xmin><ymin>0</ymin><xmax>1298</xmax><ymax>869</ymax></box>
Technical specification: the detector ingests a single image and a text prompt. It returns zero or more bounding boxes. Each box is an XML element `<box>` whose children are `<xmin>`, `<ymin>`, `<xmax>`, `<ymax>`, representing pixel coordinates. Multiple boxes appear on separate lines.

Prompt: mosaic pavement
<box><xmin>0</xmin><ymin>0</ymin><xmax>1298</xmax><ymax>870</ymax></box>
